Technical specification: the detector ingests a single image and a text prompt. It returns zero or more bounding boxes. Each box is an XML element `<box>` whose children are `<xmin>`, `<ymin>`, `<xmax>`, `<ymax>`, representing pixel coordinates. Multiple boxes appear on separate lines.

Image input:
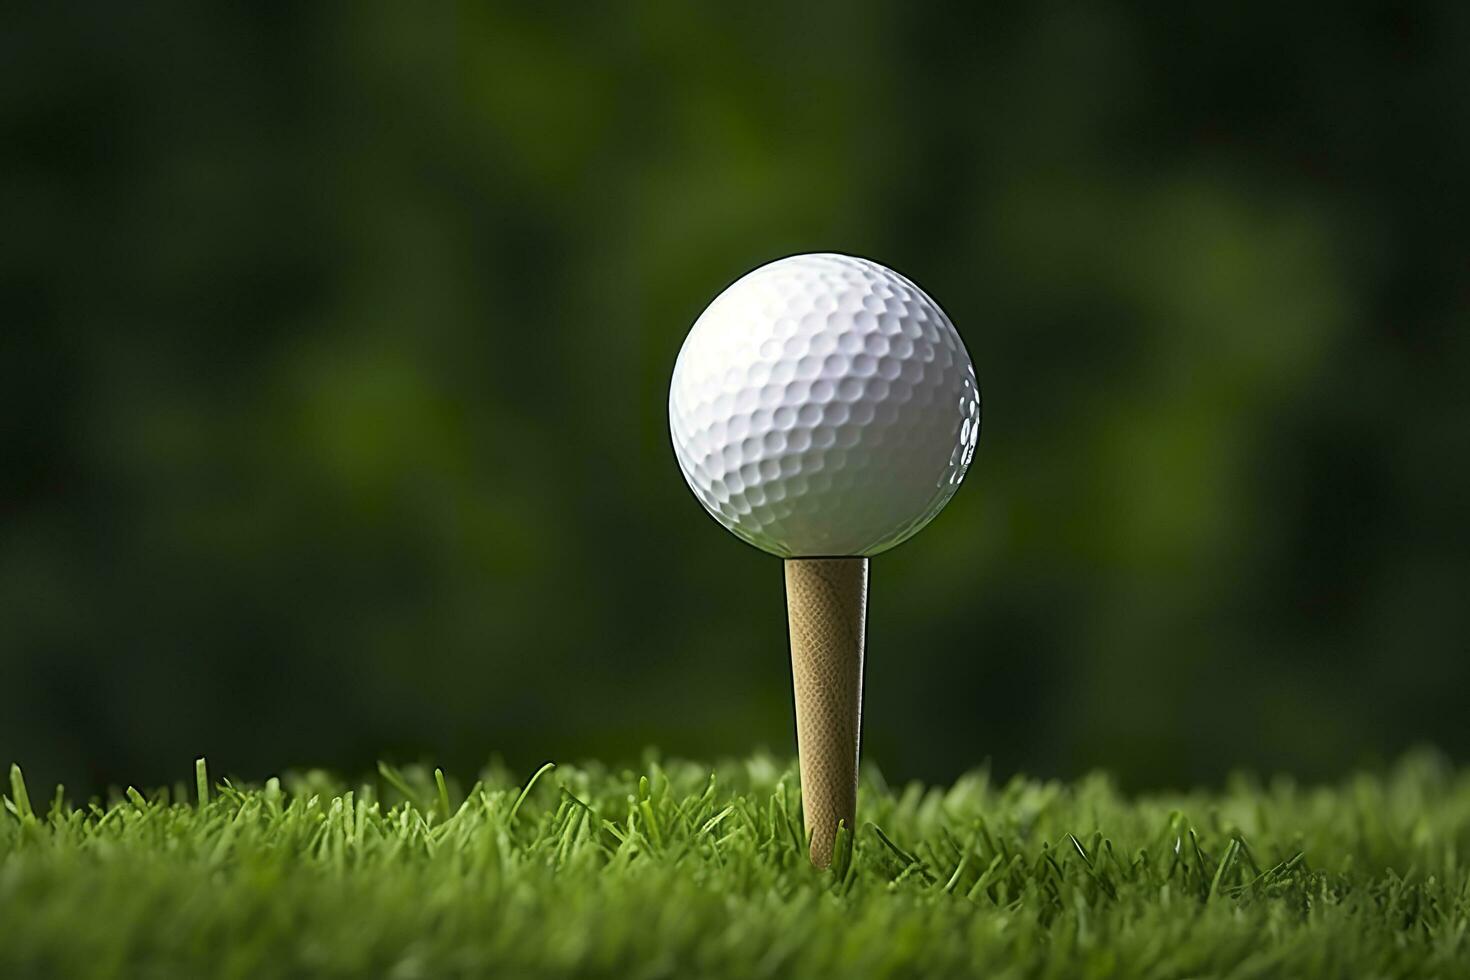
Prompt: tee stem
<box><xmin>783</xmin><ymin>557</ymin><xmax>868</xmax><ymax>867</ymax></box>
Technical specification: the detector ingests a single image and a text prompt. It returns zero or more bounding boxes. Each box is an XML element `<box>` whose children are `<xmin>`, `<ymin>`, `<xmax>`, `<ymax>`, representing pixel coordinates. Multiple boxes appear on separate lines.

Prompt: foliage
<box><xmin>7</xmin><ymin>4</ymin><xmax>1470</xmax><ymax>791</ymax></box>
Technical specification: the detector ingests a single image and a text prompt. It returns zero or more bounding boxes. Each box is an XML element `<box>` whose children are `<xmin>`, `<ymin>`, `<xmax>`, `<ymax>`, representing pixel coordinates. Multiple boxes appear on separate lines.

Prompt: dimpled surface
<box><xmin>669</xmin><ymin>253</ymin><xmax>979</xmax><ymax>557</ymax></box>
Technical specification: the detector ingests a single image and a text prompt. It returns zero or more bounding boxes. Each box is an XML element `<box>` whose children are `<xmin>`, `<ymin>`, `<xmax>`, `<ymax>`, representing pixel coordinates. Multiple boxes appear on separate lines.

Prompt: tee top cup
<box><xmin>669</xmin><ymin>253</ymin><xmax>980</xmax><ymax>866</ymax></box>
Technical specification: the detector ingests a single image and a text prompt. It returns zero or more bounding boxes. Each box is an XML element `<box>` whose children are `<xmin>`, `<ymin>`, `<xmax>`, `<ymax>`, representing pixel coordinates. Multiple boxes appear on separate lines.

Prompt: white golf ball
<box><xmin>669</xmin><ymin>253</ymin><xmax>979</xmax><ymax>558</ymax></box>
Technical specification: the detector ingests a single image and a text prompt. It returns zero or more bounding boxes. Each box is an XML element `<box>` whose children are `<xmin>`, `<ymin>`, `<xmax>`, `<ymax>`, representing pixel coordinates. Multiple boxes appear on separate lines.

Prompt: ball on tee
<box><xmin>669</xmin><ymin>253</ymin><xmax>979</xmax><ymax>558</ymax></box>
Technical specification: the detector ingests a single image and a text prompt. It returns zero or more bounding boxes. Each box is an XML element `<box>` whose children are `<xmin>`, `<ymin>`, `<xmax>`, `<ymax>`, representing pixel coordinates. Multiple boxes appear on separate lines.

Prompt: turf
<box><xmin>3</xmin><ymin>753</ymin><xmax>1469</xmax><ymax>979</ymax></box>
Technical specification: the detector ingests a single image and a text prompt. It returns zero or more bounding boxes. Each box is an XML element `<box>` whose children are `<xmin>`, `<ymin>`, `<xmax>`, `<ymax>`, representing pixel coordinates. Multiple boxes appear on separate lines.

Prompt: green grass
<box><xmin>3</xmin><ymin>753</ymin><xmax>1470</xmax><ymax>979</ymax></box>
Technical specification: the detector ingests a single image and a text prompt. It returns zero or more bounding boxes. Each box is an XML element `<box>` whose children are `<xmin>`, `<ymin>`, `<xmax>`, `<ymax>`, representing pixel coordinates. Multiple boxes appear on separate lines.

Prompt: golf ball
<box><xmin>669</xmin><ymin>253</ymin><xmax>979</xmax><ymax>558</ymax></box>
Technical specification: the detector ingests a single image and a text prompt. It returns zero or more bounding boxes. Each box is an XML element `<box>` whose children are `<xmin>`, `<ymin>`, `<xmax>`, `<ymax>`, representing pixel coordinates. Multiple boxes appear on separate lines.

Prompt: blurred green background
<box><xmin>4</xmin><ymin>2</ymin><xmax>1468</xmax><ymax>794</ymax></box>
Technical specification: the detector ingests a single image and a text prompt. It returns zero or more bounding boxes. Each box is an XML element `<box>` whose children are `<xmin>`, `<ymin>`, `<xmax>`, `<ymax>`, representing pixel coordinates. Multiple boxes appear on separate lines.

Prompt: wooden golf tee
<box><xmin>784</xmin><ymin>557</ymin><xmax>868</xmax><ymax>868</ymax></box>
